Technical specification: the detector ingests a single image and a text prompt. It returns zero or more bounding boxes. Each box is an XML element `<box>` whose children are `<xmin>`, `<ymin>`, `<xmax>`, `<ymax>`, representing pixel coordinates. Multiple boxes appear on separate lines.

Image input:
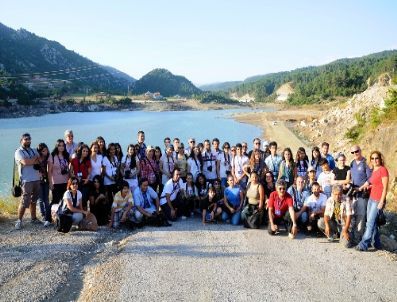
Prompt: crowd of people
<box><xmin>14</xmin><ymin>129</ymin><xmax>390</xmax><ymax>251</ymax></box>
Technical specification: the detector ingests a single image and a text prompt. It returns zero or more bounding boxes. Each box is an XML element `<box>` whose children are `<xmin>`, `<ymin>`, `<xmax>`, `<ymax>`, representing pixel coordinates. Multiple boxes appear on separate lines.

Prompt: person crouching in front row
<box><xmin>108</xmin><ymin>181</ymin><xmax>135</xmax><ymax>228</ymax></box>
<box><xmin>317</xmin><ymin>185</ymin><xmax>353</xmax><ymax>247</ymax></box>
<box><xmin>267</xmin><ymin>179</ymin><xmax>298</xmax><ymax>239</ymax></box>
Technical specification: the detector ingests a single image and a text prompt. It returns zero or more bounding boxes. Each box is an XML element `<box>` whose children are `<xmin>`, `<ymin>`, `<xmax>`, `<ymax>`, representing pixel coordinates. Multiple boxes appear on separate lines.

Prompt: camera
<box><xmin>61</xmin><ymin>168</ymin><xmax>69</xmax><ymax>175</ymax></box>
<box><xmin>207</xmin><ymin>165</ymin><xmax>213</xmax><ymax>172</ymax></box>
<box><xmin>33</xmin><ymin>164</ymin><xmax>40</xmax><ymax>170</ymax></box>
<box><xmin>77</xmin><ymin>172</ymin><xmax>83</xmax><ymax>179</ymax></box>
<box><xmin>124</xmin><ymin>170</ymin><xmax>132</xmax><ymax>179</ymax></box>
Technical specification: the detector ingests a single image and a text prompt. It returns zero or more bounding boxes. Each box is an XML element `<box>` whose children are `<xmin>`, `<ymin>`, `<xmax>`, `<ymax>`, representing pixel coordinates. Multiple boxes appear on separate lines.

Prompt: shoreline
<box><xmin>0</xmin><ymin>99</ymin><xmax>253</xmax><ymax>119</ymax></box>
<box><xmin>233</xmin><ymin>107</ymin><xmax>315</xmax><ymax>152</ymax></box>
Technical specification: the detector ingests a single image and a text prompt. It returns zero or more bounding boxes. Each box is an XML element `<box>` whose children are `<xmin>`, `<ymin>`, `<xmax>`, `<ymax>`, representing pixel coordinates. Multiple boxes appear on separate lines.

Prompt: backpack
<box><xmin>55</xmin><ymin>197</ymin><xmax>73</xmax><ymax>233</ymax></box>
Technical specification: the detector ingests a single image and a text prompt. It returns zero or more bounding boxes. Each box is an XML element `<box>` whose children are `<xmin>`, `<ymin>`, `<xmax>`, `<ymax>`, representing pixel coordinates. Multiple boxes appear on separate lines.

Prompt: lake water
<box><xmin>0</xmin><ymin>109</ymin><xmax>265</xmax><ymax>196</ymax></box>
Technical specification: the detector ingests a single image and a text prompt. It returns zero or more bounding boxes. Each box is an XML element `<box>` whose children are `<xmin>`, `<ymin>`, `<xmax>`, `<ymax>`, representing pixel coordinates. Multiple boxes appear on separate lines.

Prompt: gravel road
<box><xmin>79</xmin><ymin>219</ymin><xmax>397</xmax><ymax>302</ymax></box>
<box><xmin>1</xmin><ymin>217</ymin><xmax>396</xmax><ymax>302</ymax></box>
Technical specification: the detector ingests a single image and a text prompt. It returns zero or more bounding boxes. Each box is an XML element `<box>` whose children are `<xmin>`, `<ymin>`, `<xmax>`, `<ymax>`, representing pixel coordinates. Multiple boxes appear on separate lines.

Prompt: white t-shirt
<box><xmin>202</xmin><ymin>150</ymin><xmax>218</xmax><ymax>180</ymax></box>
<box><xmin>160</xmin><ymin>178</ymin><xmax>184</xmax><ymax>205</ymax></box>
<box><xmin>304</xmin><ymin>193</ymin><xmax>327</xmax><ymax>212</ymax></box>
<box><xmin>188</xmin><ymin>157</ymin><xmax>201</xmax><ymax>181</ymax></box>
<box><xmin>317</xmin><ymin>171</ymin><xmax>335</xmax><ymax>197</ymax></box>
<box><xmin>62</xmin><ymin>190</ymin><xmax>82</xmax><ymax>210</ymax></box>
<box><xmin>90</xmin><ymin>154</ymin><xmax>103</xmax><ymax>180</ymax></box>
<box><xmin>217</xmin><ymin>151</ymin><xmax>232</xmax><ymax>178</ymax></box>
<box><xmin>232</xmin><ymin>155</ymin><xmax>249</xmax><ymax>178</ymax></box>
<box><xmin>102</xmin><ymin>156</ymin><xmax>119</xmax><ymax>185</ymax></box>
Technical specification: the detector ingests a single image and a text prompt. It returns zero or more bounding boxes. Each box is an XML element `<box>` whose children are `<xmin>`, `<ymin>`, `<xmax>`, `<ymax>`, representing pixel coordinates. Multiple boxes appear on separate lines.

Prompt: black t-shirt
<box><xmin>333</xmin><ymin>166</ymin><xmax>350</xmax><ymax>181</ymax></box>
<box><xmin>264</xmin><ymin>184</ymin><xmax>275</xmax><ymax>199</ymax></box>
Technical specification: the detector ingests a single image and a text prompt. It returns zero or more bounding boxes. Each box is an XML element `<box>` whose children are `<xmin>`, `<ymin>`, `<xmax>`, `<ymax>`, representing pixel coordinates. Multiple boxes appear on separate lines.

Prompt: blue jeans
<box><xmin>222</xmin><ymin>210</ymin><xmax>241</xmax><ymax>225</ymax></box>
<box><xmin>358</xmin><ymin>198</ymin><xmax>381</xmax><ymax>250</ymax></box>
<box><xmin>38</xmin><ymin>182</ymin><xmax>51</xmax><ymax>222</ymax></box>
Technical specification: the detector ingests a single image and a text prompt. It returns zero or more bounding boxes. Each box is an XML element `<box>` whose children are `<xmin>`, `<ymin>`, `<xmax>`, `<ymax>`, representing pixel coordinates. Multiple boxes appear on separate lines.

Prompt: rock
<box><xmin>300</xmin><ymin>120</ymin><xmax>307</xmax><ymax>127</ymax></box>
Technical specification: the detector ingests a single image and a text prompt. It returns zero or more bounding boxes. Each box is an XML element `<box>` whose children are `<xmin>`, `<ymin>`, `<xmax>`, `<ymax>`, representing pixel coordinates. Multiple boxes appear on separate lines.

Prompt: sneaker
<box><xmin>15</xmin><ymin>220</ymin><xmax>22</xmax><ymax>230</ymax></box>
<box><xmin>288</xmin><ymin>233</ymin><xmax>295</xmax><ymax>239</ymax></box>
<box><xmin>44</xmin><ymin>221</ymin><xmax>51</xmax><ymax>227</ymax></box>
<box><xmin>355</xmin><ymin>245</ymin><xmax>367</xmax><ymax>252</ymax></box>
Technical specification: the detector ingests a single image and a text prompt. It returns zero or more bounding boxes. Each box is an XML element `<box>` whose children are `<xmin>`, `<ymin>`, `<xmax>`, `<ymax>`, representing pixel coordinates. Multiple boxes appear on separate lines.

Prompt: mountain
<box><xmin>0</xmin><ymin>22</ymin><xmax>135</xmax><ymax>99</ymax></box>
<box><xmin>230</xmin><ymin>50</ymin><xmax>397</xmax><ymax>104</ymax></box>
<box><xmin>132</xmin><ymin>68</ymin><xmax>201</xmax><ymax>97</ymax></box>
<box><xmin>199</xmin><ymin>81</ymin><xmax>242</xmax><ymax>92</ymax></box>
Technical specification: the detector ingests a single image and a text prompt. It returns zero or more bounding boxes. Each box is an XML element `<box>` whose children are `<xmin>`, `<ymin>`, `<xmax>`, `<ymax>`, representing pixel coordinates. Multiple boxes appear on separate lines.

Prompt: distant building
<box><xmin>8</xmin><ymin>98</ymin><xmax>18</xmax><ymax>106</ymax></box>
<box><xmin>153</xmin><ymin>92</ymin><xmax>164</xmax><ymax>100</ymax></box>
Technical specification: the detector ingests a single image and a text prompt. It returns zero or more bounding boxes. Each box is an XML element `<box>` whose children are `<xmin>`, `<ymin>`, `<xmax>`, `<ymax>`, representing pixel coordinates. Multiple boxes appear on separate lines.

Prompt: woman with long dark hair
<box><xmin>121</xmin><ymin>144</ymin><xmax>140</xmax><ymax>193</ymax></box>
<box><xmin>140</xmin><ymin>146</ymin><xmax>160</xmax><ymax>192</ymax></box>
<box><xmin>96</xmin><ymin>136</ymin><xmax>106</xmax><ymax>156</ymax></box>
<box><xmin>311</xmin><ymin>146</ymin><xmax>322</xmax><ymax>179</ymax></box>
<box><xmin>48</xmin><ymin>139</ymin><xmax>70</xmax><ymax>205</ymax></box>
<box><xmin>102</xmin><ymin>143</ymin><xmax>120</xmax><ymax>208</ymax></box>
<box><xmin>187</xmin><ymin>145</ymin><xmax>203</xmax><ymax>183</ymax></box>
<box><xmin>88</xmin><ymin>175</ymin><xmax>108</xmax><ymax>225</ymax></box>
<box><xmin>278</xmin><ymin>147</ymin><xmax>296</xmax><ymax>189</ymax></box>
<box><xmin>37</xmin><ymin>143</ymin><xmax>51</xmax><ymax>226</ymax></box>
<box><xmin>115</xmin><ymin>143</ymin><xmax>123</xmax><ymax>163</ymax></box>
<box><xmin>70</xmin><ymin>143</ymin><xmax>92</xmax><ymax>209</ymax></box>
<box><xmin>295</xmin><ymin>147</ymin><xmax>309</xmax><ymax>179</ymax></box>
<box><xmin>89</xmin><ymin>141</ymin><xmax>103</xmax><ymax>181</ymax></box>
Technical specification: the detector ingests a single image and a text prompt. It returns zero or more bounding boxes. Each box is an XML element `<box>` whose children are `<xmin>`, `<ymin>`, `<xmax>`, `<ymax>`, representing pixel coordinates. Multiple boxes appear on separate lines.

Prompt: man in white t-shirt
<box><xmin>202</xmin><ymin>140</ymin><xmax>218</xmax><ymax>182</ymax></box>
<box><xmin>160</xmin><ymin>168</ymin><xmax>184</xmax><ymax>221</ymax></box>
<box><xmin>317</xmin><ymin>158</ymin><xmax>335</xmax><ymax>198</ymax></box>
<box><xmin>264</xmin><ymin>141</ymin><xmax>282</xmax><ymax>180</ymax></box>
<box><xmin>298</xmin><ymin>182</ymin><xmax>327</xmax><ymax>232</ymax></box>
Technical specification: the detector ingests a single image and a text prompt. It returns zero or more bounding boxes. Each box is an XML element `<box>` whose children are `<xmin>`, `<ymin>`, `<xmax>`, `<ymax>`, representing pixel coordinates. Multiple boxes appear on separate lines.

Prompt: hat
<box><xmin>146</xmin><ymin>145</ymin><xmax>154</xmax><ymax>153</ymax></box>
<box><xmin>307</xmin><ymin>166</ymin><xmax>315</xmax><ymax>172</ymax></box>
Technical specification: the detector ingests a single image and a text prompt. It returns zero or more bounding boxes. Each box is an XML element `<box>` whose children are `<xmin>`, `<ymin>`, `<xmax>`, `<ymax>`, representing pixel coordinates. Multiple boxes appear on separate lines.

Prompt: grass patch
<box><xmin>0</xmin><ymin>196</ymin><xmax>19</xmax><ymax>216</ymax></box>
<box><xmin>345</xmin><ymin>112</ymin><xmax>366</xmax><ymax>142</ymax></box>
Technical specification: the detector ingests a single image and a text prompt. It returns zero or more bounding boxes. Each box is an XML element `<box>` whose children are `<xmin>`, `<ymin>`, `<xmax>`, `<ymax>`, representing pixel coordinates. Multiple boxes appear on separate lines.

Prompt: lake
<box><xmin>0</xmin><ymin>109</ymin><xmax>266</xmax><ymax>195</ymax></box>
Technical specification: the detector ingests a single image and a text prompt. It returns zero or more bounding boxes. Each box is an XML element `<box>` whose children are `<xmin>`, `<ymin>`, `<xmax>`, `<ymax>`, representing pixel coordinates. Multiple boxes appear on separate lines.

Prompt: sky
<box><xmin>1</xmin><ymin>0</ymin><xmax>397</xmax><ymax>85</ymax></box>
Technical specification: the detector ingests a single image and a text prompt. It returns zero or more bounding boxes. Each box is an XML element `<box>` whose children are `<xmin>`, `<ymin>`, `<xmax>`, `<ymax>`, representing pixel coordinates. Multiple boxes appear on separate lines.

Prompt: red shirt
<box><xmin>71</xmin><ymin>157</ymin><xmax>91</xmax><ymax>180</ymax></box>
<box><xmin>369</xmin><ymin>166</ymin><xmax>388</xmax><ymax>202</ymax></box>
<box><xmin>268</xmin><ymin>191</ymin><xmax>293</xmax><ymax>218</ymax></box>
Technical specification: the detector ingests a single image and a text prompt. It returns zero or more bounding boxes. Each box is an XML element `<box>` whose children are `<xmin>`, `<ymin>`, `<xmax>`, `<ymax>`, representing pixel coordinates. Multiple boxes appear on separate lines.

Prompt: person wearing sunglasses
<box><xmin>349</xmin><ymin>145</ymin><xmax>372</xmax><ymax>245</ymax></box>
<box><xmin>356</xmin><ymin>151</ymin><xmax>389</xmax><ymax>251</ymax></box>
<box><xmin>61</xmin><ymin>177</ymin><xmax>88</xmax><ymax>227</ymax></box>
<box><xmin>267</xmin><ymin>179</ymin><xmax>298</xmax><ymax>238</ymax></box>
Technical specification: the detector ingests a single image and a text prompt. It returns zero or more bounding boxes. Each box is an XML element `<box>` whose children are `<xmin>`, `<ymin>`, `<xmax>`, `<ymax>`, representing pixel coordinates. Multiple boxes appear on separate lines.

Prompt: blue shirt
<box><xmin>324</xmin><ymin>154</ymin><xmax>336</xmax><ymax>170</ymax></box>
<box><xmin>287</xmin><ymin>186</ymin><xmax>309</xmax><ymax>211</ymax></box>
<box><xmin>224</xmin><ymin>186</ymin><xmax>241</xmax><ymax>208</ymax></box>
<box><xmin>133</xmin><ymin>186</ymin><xmax>158</xmax><ymax>208</ymax></box>
<box><xmin>350</xmin><ymin>158</ymin><xmax>372</xmax><ymax>187</ymax></box>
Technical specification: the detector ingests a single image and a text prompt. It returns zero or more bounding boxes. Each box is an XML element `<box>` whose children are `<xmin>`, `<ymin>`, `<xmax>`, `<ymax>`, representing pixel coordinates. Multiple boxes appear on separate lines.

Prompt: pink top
<box><xmin>50</xmin><ymin>154</ymin><xmax>69</xmax><ymax>184</ymax></box>
<box><xmin>369</xmin><ymin>166</ymin><xmax>388</xmax><ymax>202</ymax></box>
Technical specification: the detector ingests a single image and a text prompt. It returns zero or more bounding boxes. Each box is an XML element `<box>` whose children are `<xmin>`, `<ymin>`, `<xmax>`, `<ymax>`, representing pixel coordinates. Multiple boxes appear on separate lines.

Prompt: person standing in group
<box><xmin>182</xmin><ymin>172</ymin><xmax>199</xmax><ymax>216</ymax></box>
<box><xmin>332</xmin><ymin>153</ymin><xmax>351</xmax><ymax>194</ymax></box>
<box><xmin>160</xmin><ymin>145</ymin><xmax>175</xmax><ymax>186</ymax></box>
<box><xmin>212</xmin><ymin>138</ymin><xmax>222</xmax><ymax>156</ymax></box>
<box><xmin>317</xmin><ymin>158</ymin><xmax>335</xmax><ymax>198</ymax></box>
<box><xmin>278</xmin><ymin>148</ymin><xmax>297</xmax><ymax>189</ymax></box>
<box><xmin>320</xmin><ymin>142</ymin><xmax>335</xmax><ymax>170</ymax></box>
<box><xmin>356</xmin><ymin>151</ymin><xmax>389</xmax><ymax>251</ymax></box>
<box><xmin>349</xmin><ymin>145</ymin><xmax>372</xmax><ymax>245</ymax></box>
<box><xmin>265</xmin><ymin>141</ymin><xmax>282</xmax><ymax>181</ymax></box>
<box><xmin>187</xmin><ymin>145</ymin><xmax>202</xmax><ymax>182</ymax></box>
<box><xmin>241</xmin><ymin>142</ymin><xmax>249</xmax><ymax>157</ymax></box>
<box><xmin>185</xmin><ymin>138</ymin><xmax>196</xmax><ymax>156</ymax></box>
<box><xmin>37</xmin><ymin>143</ymin><xmax>52</xmax><ymax>227</ymax></box>
<box><xmin>267</xmin><ymin>179</ymin><xmax>298</xmax><ymax>238</ymax></box>
<box><xmin>70</xmin><ymin>144</ymin><xmax>92</xmax><ymax>209</ymax></box>
<box><xmin>140</xmin><ymin>146</ymin><xmax>160</xmax><ymax>192</ymax></box>
<box><xmin>244</xmin><ymin>149</ymin><xmax>267</xmax><ymax>182</ymax></box>
<box><xmin>115</xmin><ymin>143</ymin><xmax>124</xmax><ymax>163</ymax></box>
<box><xmin>121</xmin><ymin>144</ymin><xmax>140</xmax><ymax>193</ymax></box>
<box><xmin>175</xmin><ymin>143</ymin><xmax>188</xmax><ymax>181</ymax></box>
<box><xmin>217</xmin><ymin>142</ymin><xmax>232</xmax><ymax>188</ymax></box>
<box><xmin>96</xmin><ymin>136</ymin><xmax>106</xmax><ymax>156</ymax></box>
<box><xmin>202</xmin><ymin>139</ymin><xmax>218</xmax><ymax>183</ymax></box>
<box><xmin>48</xmin><ymin>139</ymin><xmax>70</xmax><ymax>205</ymax></box>
<box><xmin>64</xmin><ymin>130</ymin><xmax>77</xmax><ymax>158</ymax></box>
<box><xmin>89</xmin><ymin>142</ymin><xmax>103</xmax><ymax>181</ymax></box>
<box><xmin>137</xmin><ymin>130</ymin><xmax>147</xmax><ymax>160</ymax></box>
<box><xmin>102</xmin><ymin>143</ymin><xmax>120</xmax><ymax>207</ymax></box>
<box><xmin>14</xmin><ymin>133</ymin><xmax>42</xmax><ymax>229</ymax></box>
<box><xmin>232</xmin><ymin>143</ymin><xmax>249</xmax><ymax>189</ymax></box>
<box><xmin>173</xmin><ymin>138</ymin><xmax>181</xmax><ymax>158</ymax></box>
<box><xmin>304</xmin><ymin>166</ymin><xmax>317</xmax><ymax>193</ymax></box>
<box><xmin>247</xmin><ymin>138</ymin><xmax>266</xmax><ymax>161</ymax></box>
<box><xmin>163</xmin><ymin>137</ymin><xmax>171</xmax><ymax>153</ymax></box>
<box><xmin>311</xmin><ymin>146</ymin><xmax>322</xmax><ymax>179</ymax></box>
<box><xmin>295</xmin><ymin>147</ymin><xmax>309</xmax><ymax>179</ymax></box>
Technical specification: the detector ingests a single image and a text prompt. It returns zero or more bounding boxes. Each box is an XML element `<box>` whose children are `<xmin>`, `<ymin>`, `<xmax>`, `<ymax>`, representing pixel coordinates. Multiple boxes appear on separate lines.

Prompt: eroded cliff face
<box><xmin>295</xmin><ymin>79</ymin><xmax>397</xmax><ymax>208</ymax></box>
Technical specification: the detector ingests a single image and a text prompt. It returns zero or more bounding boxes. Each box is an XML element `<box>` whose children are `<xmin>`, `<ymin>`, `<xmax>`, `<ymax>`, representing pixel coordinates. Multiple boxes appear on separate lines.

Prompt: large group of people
<box><xmin>14</xmin><ymin>130</ymin><xmax>390</xmax><ymax>251</ymax></box>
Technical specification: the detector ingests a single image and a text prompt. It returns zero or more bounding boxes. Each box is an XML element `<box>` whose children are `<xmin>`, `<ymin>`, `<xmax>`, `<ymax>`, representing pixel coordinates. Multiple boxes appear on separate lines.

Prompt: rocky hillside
<box><xmin>294</xmin><ymin>74</ymin><xmax>397</xmax><ymax>209</ymax></box>
<box><xmin>0</xmin><ymin>22</ymin><xmax>135</xmax><ymax>98</ymax></box>
<box><xmin>132</xmin><ymin>68</ymin><xmax>201</xmax><ymax>97</ymax></box>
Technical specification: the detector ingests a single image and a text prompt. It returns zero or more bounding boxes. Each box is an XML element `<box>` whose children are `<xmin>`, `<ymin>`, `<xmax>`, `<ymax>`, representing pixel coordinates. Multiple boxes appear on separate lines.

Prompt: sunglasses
<box><xmin>277</xmin><ymin>187</ymin><xmax>286</xmax><ymax>191</ymax></box>
<box><xmin>351</xmin><ymin>150</ymin><xmax>360</xmax><ymax>154</ymax></box>
<box><xmin>189</xmin><ymin>141</ymin><xmax>195</xmax><ymax>143</ymax></box>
